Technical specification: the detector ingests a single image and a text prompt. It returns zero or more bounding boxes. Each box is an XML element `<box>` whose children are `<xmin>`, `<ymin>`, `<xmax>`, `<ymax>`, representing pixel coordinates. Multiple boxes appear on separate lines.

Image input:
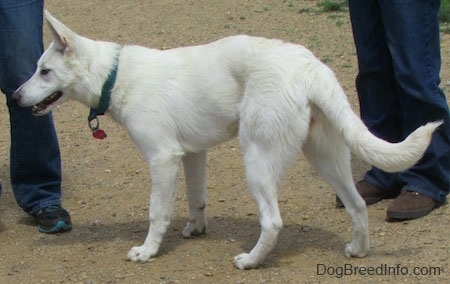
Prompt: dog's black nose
<box><xmin>11</xmin><ymin>93</ymin><xmax>21</xmax><ymax>103</ymax></box>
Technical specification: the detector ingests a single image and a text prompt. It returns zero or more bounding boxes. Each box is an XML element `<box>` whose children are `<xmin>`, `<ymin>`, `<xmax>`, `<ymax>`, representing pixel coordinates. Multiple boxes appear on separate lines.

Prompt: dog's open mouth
<box><xmin>32</xmin><ymin>91</ymin><xmax>63</xmax><ymax>115</ymax></box>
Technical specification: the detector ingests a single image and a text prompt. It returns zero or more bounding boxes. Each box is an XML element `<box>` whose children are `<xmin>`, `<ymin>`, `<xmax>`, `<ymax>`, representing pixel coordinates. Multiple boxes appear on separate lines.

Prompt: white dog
<box><xmin>13</xmin><ymin>11</ymin><xmax>440</xmax><ymax>269</ymax></box>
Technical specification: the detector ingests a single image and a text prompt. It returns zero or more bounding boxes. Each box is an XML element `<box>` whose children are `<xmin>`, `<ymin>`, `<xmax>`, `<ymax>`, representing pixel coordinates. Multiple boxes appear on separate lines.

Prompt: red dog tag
<box><xmin>92</xmin><ymin>129</ymin><xmax>107</xmax><ymax>139</ymax></box>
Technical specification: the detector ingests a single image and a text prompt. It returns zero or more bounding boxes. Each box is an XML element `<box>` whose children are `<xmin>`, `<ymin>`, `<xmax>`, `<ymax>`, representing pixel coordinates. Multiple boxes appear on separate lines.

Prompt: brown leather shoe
<box><xmin>336</xmin><ymin>180</ymin><xmax>399</xmax><ymax>208</ymax></box>
<box><xmin>386</xmin><ymin>191</ymin><xmax>439</xmax><ymax>221</ymax></box>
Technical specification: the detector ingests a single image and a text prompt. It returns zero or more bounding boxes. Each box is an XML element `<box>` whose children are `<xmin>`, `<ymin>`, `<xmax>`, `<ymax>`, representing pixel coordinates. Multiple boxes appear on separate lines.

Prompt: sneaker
<box><xmin>35</xmin><ymin>206</ymin><xmax>72</xmax><ymax>234</ymax></box>
<box><xmin>386</xmin><ymin>191</ymin><xmax>439</xmax><ymax>221</ymax></box>
<box><xmin>336</xmin><ymin>180</ymin><xmax>399</xmax><ymax>208</ymax></box>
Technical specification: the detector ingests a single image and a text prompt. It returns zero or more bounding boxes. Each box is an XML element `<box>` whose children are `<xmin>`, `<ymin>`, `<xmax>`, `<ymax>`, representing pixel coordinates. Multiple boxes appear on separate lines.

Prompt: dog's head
<box><xmin>12</xmin><ymin>11</ymin><xmax>81</xmax><ymax>116</ymax></box>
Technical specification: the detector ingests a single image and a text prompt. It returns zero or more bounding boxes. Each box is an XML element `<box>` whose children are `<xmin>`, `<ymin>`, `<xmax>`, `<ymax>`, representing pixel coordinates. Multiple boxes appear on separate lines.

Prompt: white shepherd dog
<box><xmin>13</xmin><ymin>11</ymin><xmax>440</xmax><ymax>269</ymax></box>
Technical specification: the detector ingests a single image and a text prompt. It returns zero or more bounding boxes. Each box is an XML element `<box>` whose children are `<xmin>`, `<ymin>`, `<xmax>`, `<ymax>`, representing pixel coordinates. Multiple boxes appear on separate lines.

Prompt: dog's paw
<box><xmin>344</xmin><ymin>243</ymin><xmax>368</xmax><ymax>258</ymax></box>
<box><xmin>127</xmin><ymin>246</ymin><xmax>156</xmax><ymax>262</ymax></box>
<box><xmin>233</xmin><ymin>253</ymin><xmax>258</xmax><ymax>270</ymax></box>
<box><xmin>182</xmin><ymin>221</ymin><xmax>206</xmax><ymax>238</ymax></box>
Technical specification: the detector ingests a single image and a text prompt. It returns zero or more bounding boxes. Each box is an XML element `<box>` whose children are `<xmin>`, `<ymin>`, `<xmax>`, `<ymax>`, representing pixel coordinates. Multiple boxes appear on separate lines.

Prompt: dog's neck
<box><xmin>86</xmin><ymin>44</ymin><xmax>121</xmax><ymax>138</ymax></box>
<box><xmin>72</xmin><ymin>38</ymin><xmax>121</xmax><ymax>109</ymax></box>
<box><xmin>88</xmin><ymin>51</ymin><xmax>120</xmax><ymax>119</ymax></box>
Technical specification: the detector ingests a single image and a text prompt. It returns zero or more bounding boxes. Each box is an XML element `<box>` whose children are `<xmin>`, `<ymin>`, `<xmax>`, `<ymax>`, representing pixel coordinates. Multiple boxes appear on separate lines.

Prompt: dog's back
<box><xmin>113</xmin><ymin>36</ymin><xmax>322</xmax><ymax>150</ymax></box>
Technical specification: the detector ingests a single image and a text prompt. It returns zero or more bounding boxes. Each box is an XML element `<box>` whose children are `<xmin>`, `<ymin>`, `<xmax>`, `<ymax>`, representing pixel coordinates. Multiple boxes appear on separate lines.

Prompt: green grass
<box><xmin>440</xmin><ymin>0</ymin><xmax>450</xmax><ymax>22</ymax></box>
<box><xmin>317</xmin><ymin>0</ymin><xmax>348</xmax><ymax>12</ymax></box>
<box><xmin>440</xmin><ymin>0</ymin><xmax>450</xmax><ymax>32</ymax></box>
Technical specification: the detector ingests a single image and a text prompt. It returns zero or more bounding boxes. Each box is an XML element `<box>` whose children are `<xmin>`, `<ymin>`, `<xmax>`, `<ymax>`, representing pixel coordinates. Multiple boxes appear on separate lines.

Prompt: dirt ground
<box><xmin>0</xmin><ymin>1</ymin><xmax>449</xmax><ymax>283</ymax></box>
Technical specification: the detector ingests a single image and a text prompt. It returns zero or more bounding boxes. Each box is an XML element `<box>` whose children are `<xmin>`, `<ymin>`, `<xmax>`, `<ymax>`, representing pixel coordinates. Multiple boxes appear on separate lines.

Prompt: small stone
<box><xmin>204</xmin><ymin>272</ymin><xmax>214</xmax><ymax>277</ymax></box>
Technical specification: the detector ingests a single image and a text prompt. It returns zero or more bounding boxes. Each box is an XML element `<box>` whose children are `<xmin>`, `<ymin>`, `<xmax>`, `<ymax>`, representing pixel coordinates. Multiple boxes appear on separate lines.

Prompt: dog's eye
<box><xmin>40</xmin><ymin>69</ymin><xmax>51</xmax><ymax>76</ymax></box>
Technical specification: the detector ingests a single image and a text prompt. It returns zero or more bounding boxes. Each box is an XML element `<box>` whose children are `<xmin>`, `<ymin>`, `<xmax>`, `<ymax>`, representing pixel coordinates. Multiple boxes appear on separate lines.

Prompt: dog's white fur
<box><xmin>13</xmin><ymin>11</ymin><xmax>440</xmax><ymax>269</ymax></box>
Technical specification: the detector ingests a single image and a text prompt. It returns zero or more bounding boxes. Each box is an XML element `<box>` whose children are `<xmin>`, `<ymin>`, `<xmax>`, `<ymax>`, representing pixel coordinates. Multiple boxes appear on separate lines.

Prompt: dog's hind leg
<box><xmin>181</xmin><ymin>151</ymin><xmax>207</xmax><ymax>238</ymax></box>
<box><xmin>127</xmin><ymin>152</ymin><xmax>183</xmax><ymax>262</ymax></box>
<box><xmin>302</xmin><ymin>115</ymin><xmax>369</xmax><ymax>258</ymax></box>
<box><xmin>233</xmin><ymin>141</ymin><xmax>285</xmax><ymax>269</ymax></box>
<box><xmin>233</xmin><ymin>96</ymin><xmax>307</xmax><ymax>269</ymax></box>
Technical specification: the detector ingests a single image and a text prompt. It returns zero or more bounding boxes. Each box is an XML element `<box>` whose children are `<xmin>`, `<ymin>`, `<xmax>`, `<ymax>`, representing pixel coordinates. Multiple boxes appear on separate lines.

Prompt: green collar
<box><xmin>88</xmin><ymin>53</ymin><xmax>120</xmax><ymax>139</ymax></box>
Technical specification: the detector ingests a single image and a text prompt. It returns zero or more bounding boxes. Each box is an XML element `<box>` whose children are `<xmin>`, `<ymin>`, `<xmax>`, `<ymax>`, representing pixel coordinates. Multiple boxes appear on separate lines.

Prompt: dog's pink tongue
<box><xmin>32</xmin><ymin>103</ymin><xmax>47</xmax><ymax>113</ymax></box>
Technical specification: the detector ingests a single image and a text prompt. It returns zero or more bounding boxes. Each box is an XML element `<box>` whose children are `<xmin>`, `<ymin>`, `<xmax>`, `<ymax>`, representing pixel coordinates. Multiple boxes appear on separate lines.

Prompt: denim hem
<box><xmin>363</xmin><ymin>172</ymin><xmax>398</xmax><ymax>192</ymax></box>
<box><xmin>29</xmin><ymin>200</ymin><xmax>62</xmax><ymax>216</ymax></box>
<box><xmin>401</xmin><ymin>185</ymin><xmax>447</xmax><ymax>205</ymax></box>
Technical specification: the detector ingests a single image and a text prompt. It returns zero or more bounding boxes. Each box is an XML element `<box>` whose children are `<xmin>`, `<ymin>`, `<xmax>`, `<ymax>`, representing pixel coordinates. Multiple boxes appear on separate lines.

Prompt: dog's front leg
<box><xmin>127</xmin><ymin>153</ymin><xmax>182</xmax><ymax>262</ymax></box>
<box><xmin>181</xmin><ymin>151</ymin><xmax>207</xmax><ymax>238</ymax></box>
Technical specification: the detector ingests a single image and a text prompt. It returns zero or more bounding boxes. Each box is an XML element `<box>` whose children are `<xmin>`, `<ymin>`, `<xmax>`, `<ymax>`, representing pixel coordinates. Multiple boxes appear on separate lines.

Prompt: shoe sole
<box><xmin>39</xmin><ymin>220</ymin><xmax>72</xmax><ymax>234</ymax></box>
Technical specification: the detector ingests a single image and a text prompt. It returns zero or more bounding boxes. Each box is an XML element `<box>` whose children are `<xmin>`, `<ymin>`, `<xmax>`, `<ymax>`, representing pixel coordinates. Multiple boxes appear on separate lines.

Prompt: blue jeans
<box><xmin>348</xmin><ymin>0</ymin><xmax>450</xmax><ymax>203</ymax></box>
<box><xmin>0</xmin><ymin>0</ymin><xmax>63</xmax><ymax>215</ymax></box>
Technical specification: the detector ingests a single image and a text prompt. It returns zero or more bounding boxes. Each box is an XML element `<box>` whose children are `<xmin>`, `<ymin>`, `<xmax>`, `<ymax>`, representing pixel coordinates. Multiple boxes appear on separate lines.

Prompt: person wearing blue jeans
<box><xmin>341</xmin><ymin>0</ymin><xmax>450</xmax><ymax>220</ymax></box>
<box><xmin>0</xmin><ymin>0</ymin><xmax>71</xmax><ymax>233</ymax></box>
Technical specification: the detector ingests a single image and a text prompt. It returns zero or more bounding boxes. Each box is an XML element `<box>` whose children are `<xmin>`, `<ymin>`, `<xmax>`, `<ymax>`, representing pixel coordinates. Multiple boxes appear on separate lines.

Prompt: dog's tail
<box><xmin>307</xmin><ymin>62</ymin><xmax>441</xmax><ymax>173</ymax></box>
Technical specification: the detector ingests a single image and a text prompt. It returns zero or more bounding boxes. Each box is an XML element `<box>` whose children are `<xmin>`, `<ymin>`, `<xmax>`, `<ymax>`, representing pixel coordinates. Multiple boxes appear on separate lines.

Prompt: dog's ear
<box><xmin>44</xmin><ymin>10</ymin><xmax>76</xmax><ymax>53</ymax></box>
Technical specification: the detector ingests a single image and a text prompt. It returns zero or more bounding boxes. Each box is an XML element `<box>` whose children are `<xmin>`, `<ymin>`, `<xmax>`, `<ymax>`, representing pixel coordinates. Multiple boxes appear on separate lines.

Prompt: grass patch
<box><xmin>317</xmin><ymin>0</ymin><xmax>348</xmax><ymax>12</ymax></box>
<box><xmin>440</xmin><ymin>0</ymin><xmax>450</xmax><ymax>32</ymax></box>
<box><xmin>440</xmin><ymin>0</ymin><xmax>450</xmax><ymax>22</ymax></box>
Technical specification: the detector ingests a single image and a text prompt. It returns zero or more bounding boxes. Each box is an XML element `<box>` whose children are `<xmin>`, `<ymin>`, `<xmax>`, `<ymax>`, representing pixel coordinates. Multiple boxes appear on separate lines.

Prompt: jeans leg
<box><xmin>348</xmin><ymin>0</ymin><xmax>401</xmax><ymax>191</ymax></box>
<box><xmin>378</xmin><ymin>0</ymin><xmax>450</xmax><ymax>203</ymax></box>
<box><xmin>0</xmin><ymin>0</ymin><xmax>63</xmax><ymax>215</ymax></box>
